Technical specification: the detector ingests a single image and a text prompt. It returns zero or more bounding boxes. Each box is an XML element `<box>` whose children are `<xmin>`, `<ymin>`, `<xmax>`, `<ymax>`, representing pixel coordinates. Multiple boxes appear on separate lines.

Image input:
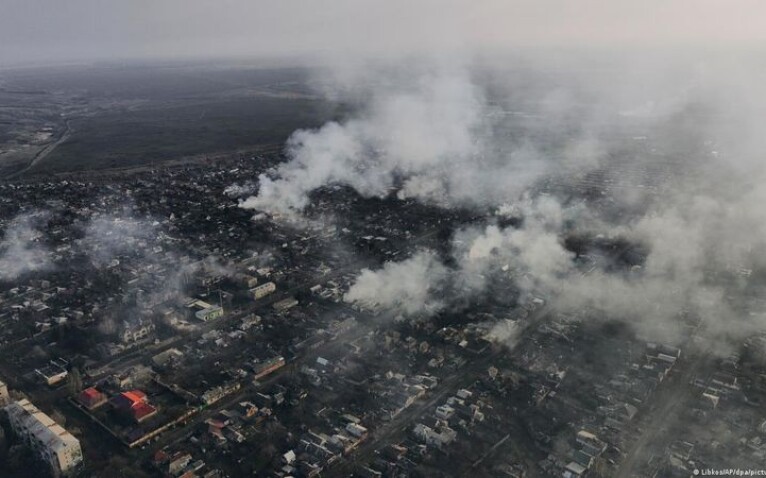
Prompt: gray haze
<box><xmin>3</xmin><ymin>0</ymin><xmax>766</xmax><ymax>66</ymax></box>
<box><xmin>6</xmin><ymin>0</ymin><xmax>766</xmax><ymax>349</ymax></box>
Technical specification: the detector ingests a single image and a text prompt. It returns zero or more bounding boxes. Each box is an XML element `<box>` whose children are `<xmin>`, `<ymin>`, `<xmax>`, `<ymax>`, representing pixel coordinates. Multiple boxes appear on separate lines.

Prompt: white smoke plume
<box><xmin>342</xmin><ymin>197</ymin><xmax>578</xmax><ymax>319</ymax></box>
<box><xmin>0</xmin><ymin>212</ymin><xmax>53</xmax><ymax>280</ymax></box>
<box><xmin>239</xmin><ymin>53</ymin><xmax>695</xmax><ymax>218</ymax></box>
<box><xmin>239</xmin><ymin>64</ymin><xmax>574</xmax><ymax>215</ymax></box>
<box><xmin>344</xmin><ymin>250</ymin><xmax>448</xmax><ymax>317</ymax></box>
<box><xmin>484</xmin><ymin>319</ymin><xmax>522</xmax><ymax>348</ymax></box>
<box><xmin>245</xmin><ymin>51</ymin><xmax>766</xmax><ymax>351</ymax></box>
<box><xmin>224</xmin><ymin>182</ymin><xmax>258</xmax><ymax>199</ymax></box>
<box><xmin>451</xmin><ymin>195</ymin><xmax>583</xmax><ymax>297</ymax></box>
<box><xmin>77</xmin><ymin>214</ymin><xmax>158</xmax><ymax>267</ymax></box>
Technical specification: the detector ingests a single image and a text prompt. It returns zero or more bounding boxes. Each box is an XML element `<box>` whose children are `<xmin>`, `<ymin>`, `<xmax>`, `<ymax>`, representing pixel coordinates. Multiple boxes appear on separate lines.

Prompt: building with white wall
<box><xmin>4</xmin><ymin>398</ymin><xmax>83</xmax><ymax>477</ymax></box>
<box><xmin>0</xmin><ymin>379</ymin><xmax>9</xmax><ymax>406</ymax></box>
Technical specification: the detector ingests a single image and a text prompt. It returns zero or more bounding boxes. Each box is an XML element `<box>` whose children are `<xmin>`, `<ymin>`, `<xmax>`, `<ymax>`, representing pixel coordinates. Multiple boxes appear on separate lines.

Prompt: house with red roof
<box><xmin>110</xmin><ymin>390</ymin><xmax>158</xmax><ymax>423</ymax></box>
<box><xmin>77</xmin><ymin>387</ymin><xmax>107</xmax><ymax>410</ymax></box>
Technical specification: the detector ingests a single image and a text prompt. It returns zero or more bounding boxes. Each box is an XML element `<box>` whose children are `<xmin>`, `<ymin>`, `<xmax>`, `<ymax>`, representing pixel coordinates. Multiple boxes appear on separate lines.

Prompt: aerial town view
<box><xmin>1</xmin><ymin>2</ymin><xmax>766</xmax><ymax>477</ymax></box>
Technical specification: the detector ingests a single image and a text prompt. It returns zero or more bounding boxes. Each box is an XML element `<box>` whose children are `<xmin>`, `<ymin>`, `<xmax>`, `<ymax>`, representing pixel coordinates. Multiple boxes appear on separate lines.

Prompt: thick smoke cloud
<box><xmin>451</xmin><ymin>199</ymin><xmax>702</xmax><ymax>340</ymax></box>
<box><xmin>240</xmin><ymin>61</ymin><xmax>614</xmax><ymax>216</ymax></box>
<box><xmin>454</xmin><ymin>196</ymin><xmax>577</xmax><ymax>297</ymax></box>
<box><xmin>237</xmin><ymin>42</ymin><xmax>766</xmax><ymax>350</ymax></box>
<box><xmin>242</xmin><ymin>69</ymin><xmax>492</xmax><ymax>213</ymax></box>
<box><xmin>342</xmin><ymin>121</ymin><xmax>766</xmax><ymax>346</ymax></box>
<box><xmin>242</xmin><ymin>51</ymin><xmax>709</xmax><ymax>218</ymax></box>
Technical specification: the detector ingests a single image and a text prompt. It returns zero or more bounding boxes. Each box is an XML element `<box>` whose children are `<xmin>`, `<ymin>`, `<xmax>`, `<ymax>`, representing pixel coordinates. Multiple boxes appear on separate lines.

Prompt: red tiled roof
<box><xmin>133</xmin><ymin>402</ymin><xmax>157</xmax><ymax>421</ymax></box>
<box><xmin>78</xmin><ymin>387</ymin><xmax>106</xmax><ymax>407</ymax></box>
<box><xmin>122</xmin><ymin>390</ymin><xmax>147</xmax><ymax>406</ymax></box>
<box><xmin>111</xmin><ymin>390</ymin><xmax>153</xmax><ymax>420</ymax></box>
<box><xmin>81</xmin><ymin>387</ymin><xmax>101</xmax><ymax>398</ymax></box>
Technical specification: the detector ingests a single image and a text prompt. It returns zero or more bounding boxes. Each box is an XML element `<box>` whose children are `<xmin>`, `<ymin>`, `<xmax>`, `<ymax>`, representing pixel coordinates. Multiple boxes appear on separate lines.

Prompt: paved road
<box><xmin>327</xmin><ymin>303</ymin><xmax>552</xmax><ymax>477</ymax></box>
<box><xmin>8</xmin><ymin>118</ymin><xmax>73</xmax><ymax>179</ymax></box>
<box><xmin>614</xmin><ymin>335</ymin><xmax>711</xmax><ymax>478</ymax></box>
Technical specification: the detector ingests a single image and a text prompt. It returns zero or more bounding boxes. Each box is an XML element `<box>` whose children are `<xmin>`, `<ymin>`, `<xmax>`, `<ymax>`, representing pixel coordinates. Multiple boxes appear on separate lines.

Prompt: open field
<box><xmin>0</xmin><ymin>61</ymin><xmax>341</xmax><ymax>177</ymax></box>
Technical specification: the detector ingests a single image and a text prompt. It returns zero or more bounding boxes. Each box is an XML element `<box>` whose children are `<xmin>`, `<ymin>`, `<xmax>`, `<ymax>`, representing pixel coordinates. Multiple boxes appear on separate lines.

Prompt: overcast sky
<box><xmin>2</xmin><ymin>0</ymin><xmax>765</xmax><ymax>66</ymax></box>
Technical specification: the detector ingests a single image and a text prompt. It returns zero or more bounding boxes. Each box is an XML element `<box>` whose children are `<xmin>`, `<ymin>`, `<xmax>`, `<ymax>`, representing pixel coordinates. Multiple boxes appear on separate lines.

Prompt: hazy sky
<box><xmin>2</xmin><ymin>0</ymin><xmax>766</xmax><ymax>66</ymax></box>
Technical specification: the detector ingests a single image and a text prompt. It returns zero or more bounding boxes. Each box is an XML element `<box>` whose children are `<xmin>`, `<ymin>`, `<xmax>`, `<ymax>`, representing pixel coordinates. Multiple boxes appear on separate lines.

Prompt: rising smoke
<box><xmin>0</xmin><ymin>211</ymin><xmax>53</xmax><ymax>280</ymax></box>
<box><xmin>239</xmin><ymin>51</ymin><xmax>766</xmax><ymax>349</ymax></box>
<box><xmin>344</xmin><ymin>250</ymin><xmax>448</xmax><ymax>317</ymax></box>
<box><xmin>77</xmin><ymin>213</ymin><xmax>158</xmax><ymax>267</ymax></box>
<box><xmin>239</xmin><ymin>62</ymin><xmax>597</xmax><ymax>215</ymax></box>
